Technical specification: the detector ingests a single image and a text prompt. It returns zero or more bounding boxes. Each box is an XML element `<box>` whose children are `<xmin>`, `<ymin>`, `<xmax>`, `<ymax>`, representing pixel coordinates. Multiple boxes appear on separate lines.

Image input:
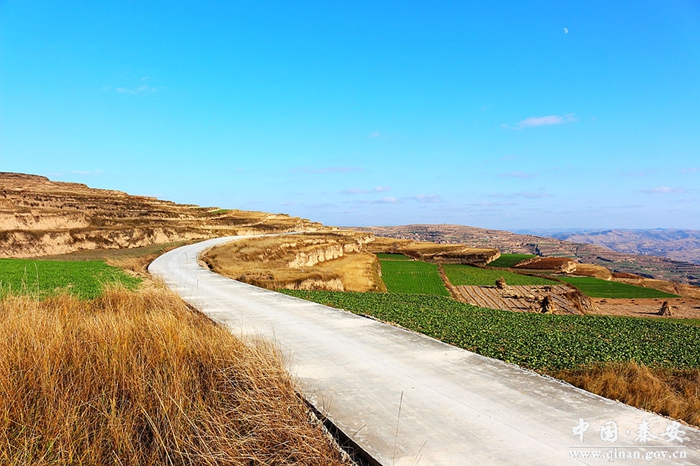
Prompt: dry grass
<box><xmin>0</xmin><ymin>287</ymin><xmax>348</xmax><ymax>465</ymax></box>
<box><xmin>554</xmin><ymin>362</ymin><xmax>700</xmax><ymax>428</ymax></box>
<box><xmin>204</xmin><ymin>232</ymin><xmax>385</xmax><ymax>292</ymax></box>
<box><xmin>571</xmin><ymin>263</ymin><xmax>613</xmax><ymax>280</ymax></box>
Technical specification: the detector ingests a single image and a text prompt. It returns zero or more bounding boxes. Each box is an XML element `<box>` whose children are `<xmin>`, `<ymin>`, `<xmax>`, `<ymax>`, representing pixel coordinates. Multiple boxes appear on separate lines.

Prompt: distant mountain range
<box><xmin>518</xmin><ymin>229</ymin><xmax>700</xmax><ymax>265</ymax></box>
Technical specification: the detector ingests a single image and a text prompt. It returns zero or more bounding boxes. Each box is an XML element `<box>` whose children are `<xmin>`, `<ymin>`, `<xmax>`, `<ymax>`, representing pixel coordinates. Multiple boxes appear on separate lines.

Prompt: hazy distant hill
<box><xmin>531</xmin><ymin>229</ymin><xmax>700</xmax><ymax>265</ymax></box>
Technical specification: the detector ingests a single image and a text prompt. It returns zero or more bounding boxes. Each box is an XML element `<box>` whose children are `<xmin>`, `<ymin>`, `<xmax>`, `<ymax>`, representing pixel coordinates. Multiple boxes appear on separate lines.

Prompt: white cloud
<box><xmin>515</xmin><ymin>114</ymin><xmax>576</xmax><ymax>128</ymax></box>
<box><xmin>409</xmin><ymin>194</ymin><xmax>442</xmax><ymax>203</ymax></box>
<box><xmin>370</xmin><ymin>131</ymin><xmax>380</xmax><ymax>138</ymax></box>
<box><xmin>681</xmin><ymin>168</ymin><xmax>699</xmax><ymax>173</ymax></box>
<box><xmin>374</xmin><ymin>197</ymin><xmax>398</xmax><ymax>204</ymax></box>
<box><xmin>641</xmin><ymin>187</ymin><xmax>688</xmax><ymax>194</ymax></box>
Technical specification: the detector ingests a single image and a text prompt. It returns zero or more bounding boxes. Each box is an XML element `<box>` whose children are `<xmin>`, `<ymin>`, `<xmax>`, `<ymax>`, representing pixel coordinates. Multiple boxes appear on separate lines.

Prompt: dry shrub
<box><xmin>555</xmin><ymin>362</ymin><xmax>700</xmax><ymax>428</ymax></box>
<box><xmin>0</xmin><ymin>288</ymin><xmax>348</xmax><ymax>465</ymax></box>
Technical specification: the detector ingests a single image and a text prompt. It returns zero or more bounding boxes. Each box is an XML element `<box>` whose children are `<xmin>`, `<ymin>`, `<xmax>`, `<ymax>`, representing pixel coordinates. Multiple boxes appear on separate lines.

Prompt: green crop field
<box><xmin>559</xmin><ymin>277</ymin><xmax>679</xmax><ymax>299</ymax></box>
<box><xmin>281</xmin><ymin>290</ymin><xmax>700</xmax><ymax>371</ymax></box>
<box><xmin>443</xmin><ymin>264</ymin><xmax>558</xmax><ymax>286</ymax></box>
<box><xmin>378</xmin><ymin>259</ymin><xmax>449</xmax><ymax>296</ymax></box>
<box><xmin>487</xmin><ymin>253</ymin><xmax>536</xmax><ymax>268</ymax></box>
<box><xmin>0</xmin><ymin>259</ymin><xmax>140</xmax><ymax>299</ymax></box>
<box><xmin>375</xmin><ymin>253</ymin><xmax>412</xmax><ymax>261</ymax></box>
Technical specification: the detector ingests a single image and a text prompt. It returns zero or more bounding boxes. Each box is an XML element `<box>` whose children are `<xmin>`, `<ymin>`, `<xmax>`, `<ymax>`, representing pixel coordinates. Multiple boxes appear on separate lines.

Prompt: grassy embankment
<box><xmin>282</xmin><ymin>290</ymin><xmax>700</xmax><ymax>427</ymax></box>
<box><xmin>0</xmin><ymin>258</ymin><xmax>348</xmax><ymax>465</ymax></box>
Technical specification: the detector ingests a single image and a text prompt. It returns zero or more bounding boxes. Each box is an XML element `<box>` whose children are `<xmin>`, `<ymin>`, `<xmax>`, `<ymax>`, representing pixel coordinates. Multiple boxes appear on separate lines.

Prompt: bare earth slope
<box><xmin>0</xmin><ymin>172</ymin><xmax>322</xmax><ymax>257</ymax></box>
<box><xmin>353</xmin><ymin>224</ymin><xmax>700</xmax><ymax>286</ymax></box>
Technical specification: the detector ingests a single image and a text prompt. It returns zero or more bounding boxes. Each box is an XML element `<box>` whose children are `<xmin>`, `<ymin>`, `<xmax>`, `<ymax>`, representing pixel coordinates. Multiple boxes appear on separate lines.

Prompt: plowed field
<box><xmin>453</xmin><ymin>285</ymin><xmax>582</xmax><ymax>315</ymax></box>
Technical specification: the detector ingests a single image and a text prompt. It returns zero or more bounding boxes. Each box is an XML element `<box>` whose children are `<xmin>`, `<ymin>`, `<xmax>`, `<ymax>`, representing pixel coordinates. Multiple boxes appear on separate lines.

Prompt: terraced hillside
<box><xmin>0</xmin><ymin>172</ymin><xmax>322</xmax><ymax>257</ymax></box>
<box><xmin>354</xmin><ymin>224</ymin><xmax>700</xmax><ymax>286</ymax></box>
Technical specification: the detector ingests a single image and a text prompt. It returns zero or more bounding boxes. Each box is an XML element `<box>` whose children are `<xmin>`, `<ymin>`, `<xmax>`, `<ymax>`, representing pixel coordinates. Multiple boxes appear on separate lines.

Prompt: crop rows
<box><xmin>443</xmin><ymin>264</ymin><xmax>557</xmax><ymax>286</ymax></box>
<box><xmin>558</xmin><ymin>277</ymin><xmax>679</xmax><ymax>299</ymax></box>
<box><xmin>280</xmin><ymin>290</ymin><xmax>700</xmax><ymax>371</ymax></box>
<box><xmin>378</xmin><ymin>259</ymin><xmax>450</xmax><ymax>296</ymax></box>
<box><xmin>487</xmin><ymin>253</ymin><xmax>536</xmax><ymax>268</ymax></box>
<box><xmin>0</xmin><ymin>259</ymin><xmax>140</xmax><ymax>299</ymax></box>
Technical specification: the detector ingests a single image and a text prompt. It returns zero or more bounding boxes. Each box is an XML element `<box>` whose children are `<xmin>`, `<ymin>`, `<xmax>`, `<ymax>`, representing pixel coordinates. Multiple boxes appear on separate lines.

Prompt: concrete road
<box><xmin>149</xmin><ymin>237</ymin><xmax>700</xmax><ymax>465</ymax></box>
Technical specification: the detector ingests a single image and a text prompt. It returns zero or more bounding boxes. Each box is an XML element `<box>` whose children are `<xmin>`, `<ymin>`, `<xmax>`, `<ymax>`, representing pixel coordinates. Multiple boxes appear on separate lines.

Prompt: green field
<box><xmin>443</xmin><ymin>264</ymin><xmax>558</xmax><ymax>286</ymax></box>
<box><xmin>378</xmin><ymin>259</ymin><xmax>450</xmax><ymax>296</ymax></box>
<box><xmin>487</xmin><ymin>254</ymin><xmax>536</xmax><ymax>268</ymax></box>
<box><xmin>281</xmin><ymin>290</ymin><xmax>700</xmax><ymax>371</ymax></box>
<box><xmin>559</xmin><ymin>277</ymin><xmax>679</xmax><ymax>299</ymax></box>
<box><xmin>0</xmin><ymin>259</ymin><xmax>140</xmax><ymax>299</ymax></box>
<box><xmin>375</xmin><ymin>253</ymin><xmax>412</xmax><ymax>261</ymax></box>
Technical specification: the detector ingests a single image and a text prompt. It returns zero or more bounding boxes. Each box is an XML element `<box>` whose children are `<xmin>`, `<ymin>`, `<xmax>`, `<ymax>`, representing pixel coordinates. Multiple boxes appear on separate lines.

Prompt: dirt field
<box><xmin>452</xmin><ymin>285</ymin><xmax>583</xmax><ymax>315</ymax></box>
<box><xmin>589</xmin><ymin>297</ymin><xmax>700</xmax><ymax>320</ymax></box>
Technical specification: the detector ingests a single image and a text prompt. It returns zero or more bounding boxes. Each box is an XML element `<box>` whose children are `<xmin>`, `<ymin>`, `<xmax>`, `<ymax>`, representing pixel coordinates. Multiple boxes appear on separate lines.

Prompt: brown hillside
<box><xmin>0</xmin><ymin>172</ymin><xmax>322</xmax><ymax>257</ymax></box>
<box><xmin>513</xmin><ymin>256</ymin><xmax>576</xmax><ymax>272</ymax></box>
<box><xmin>203</xmin><ymin>231</ymin><xmax>387</xmax><ymax>292</ymax></box>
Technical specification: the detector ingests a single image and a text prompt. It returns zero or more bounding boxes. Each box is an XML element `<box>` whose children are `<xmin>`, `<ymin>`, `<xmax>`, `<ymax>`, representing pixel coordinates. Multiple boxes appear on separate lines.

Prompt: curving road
<box><xmin>149</xmin><ymin>237</ymin><xmax>700</xmax><ymax>466</ymax></box>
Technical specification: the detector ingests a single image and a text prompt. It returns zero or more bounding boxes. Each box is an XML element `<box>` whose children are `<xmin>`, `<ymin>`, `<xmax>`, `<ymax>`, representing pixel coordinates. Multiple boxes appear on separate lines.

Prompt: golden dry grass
<box><xmin>571</xmin><ymin>263</ymin><xmax>613</xmax><ymax>280</ymax></box>
<box><xmin>204</xmin><ymin>232</ymin><xmax>385</xmax><ymax>292</ymax></box>
<box><xmin>555</xmin><ymin>362</ymin><xmax>700</xmax><ymax>428</ymax></box>
<box><xmin>0</xmin><ymin>287</ymin><xmax>348</xmax><ymax>465</ymax></box>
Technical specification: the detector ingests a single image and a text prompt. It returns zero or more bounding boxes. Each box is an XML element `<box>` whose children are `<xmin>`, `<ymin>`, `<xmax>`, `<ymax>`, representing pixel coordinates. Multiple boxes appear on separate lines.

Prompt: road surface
<box><xmin>149</xmin><ymin>237</ymin><xmax>700</xmax><ymax>465</ymax></box>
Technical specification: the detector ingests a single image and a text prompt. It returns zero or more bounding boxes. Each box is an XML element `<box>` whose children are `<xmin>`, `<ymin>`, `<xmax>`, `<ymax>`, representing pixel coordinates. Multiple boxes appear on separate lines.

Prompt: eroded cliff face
<box><xmin>203</xmin><ymin>231</ymin><xmax>385</xmax><ymax>293</ymax></box>
<box><xmin>0</xmin><ymin>172</ymin><xmax>322</xmax><ymax>257</ymax></box>
<box><xmin>287</xmin><ymin>235</ymin><xmax>373</xmax><ymax>268</ymax></box>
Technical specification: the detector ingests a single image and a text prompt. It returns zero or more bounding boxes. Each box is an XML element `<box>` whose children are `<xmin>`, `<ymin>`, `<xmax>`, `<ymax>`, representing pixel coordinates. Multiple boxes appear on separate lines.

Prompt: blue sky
<box><xmin>1</xmin><ymin>1</ymin><xmax>699</xmax><ymax>230</ymax></box>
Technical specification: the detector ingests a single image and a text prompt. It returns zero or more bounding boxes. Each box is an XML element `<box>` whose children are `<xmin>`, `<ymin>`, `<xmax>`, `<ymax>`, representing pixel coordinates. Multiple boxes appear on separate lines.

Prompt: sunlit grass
<box><xmin>0</xmin><ymin>287</ymin><xmax>348</xmax><ymax>465</ymax></box>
